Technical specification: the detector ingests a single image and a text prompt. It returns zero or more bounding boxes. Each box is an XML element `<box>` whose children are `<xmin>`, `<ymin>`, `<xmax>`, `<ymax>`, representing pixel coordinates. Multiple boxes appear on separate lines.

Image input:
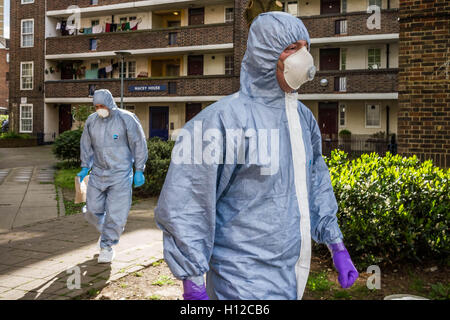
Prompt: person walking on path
<box><xmin>78</xmin><ymin>89</ymin><xmax>148</xmax><ymax>264</ymax></box>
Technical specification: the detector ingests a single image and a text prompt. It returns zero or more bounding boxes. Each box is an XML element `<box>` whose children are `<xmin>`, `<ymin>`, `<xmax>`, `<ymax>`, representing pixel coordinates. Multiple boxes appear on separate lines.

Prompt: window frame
<box><xmin>339</xmin><ymin>104</ymin><xmax>346</xmax><ymax>127</ymax></box>
<box><xmin>20</xmin><ymin>104</ymin><xmax>33</xmax><ymax>133</ymax></box>
<box><xmin>21</xmin><ymin>19</ymin><xmax>34</xmax><ymax>48</ymax></box>
<box><xmin>365</xmin><ymin>103</ymin><xmax>381</xmax><ymax>128</ymax></box>
<box><xmin>368</xmin><ymin>48</ymin><xmax>382</xmax><ymax>69</ymax></box>
<box><xmin>368</xmin><ymin>0</ymin><xmax>382</xmax><ymax>9</ymax></box>
<box><xmin>21</xmin><ymin>0</ymin><xmax>35</xmax><ymax>4</ymax></box>
<box><xmin>127</xmin><ymin>61</ymin><xmax>136</xmax><ymax>78</ymax></box>
<box><xmin>224</xmin><ymin>7</ymin><xmax>234</xmax><ymax>23</ymax></box>
<box><xmin>20</xmin><ymin>61</ymin><xmax>34</xmax><ymax>91</ymax></box>
<box><xmin>225</xmin><ymin>55</ymin><xmax>234</xmax><ymax>75</ymax></box>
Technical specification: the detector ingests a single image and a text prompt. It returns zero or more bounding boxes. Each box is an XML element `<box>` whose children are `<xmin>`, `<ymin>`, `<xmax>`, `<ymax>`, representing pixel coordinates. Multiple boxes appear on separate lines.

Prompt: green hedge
<box><xmin>326</xmin><ymin>150</ymin><xmax>450</xmax><ymax>268</ymax></box>
<box><xmin>137</xmin><ymin>137</ymin><xmax>175</xmax><ymax>197</ymax></box>
<box><xmin>52</xmin><ymin>129</ymin><xmax>82</xmax><ymax>165</ymax></box>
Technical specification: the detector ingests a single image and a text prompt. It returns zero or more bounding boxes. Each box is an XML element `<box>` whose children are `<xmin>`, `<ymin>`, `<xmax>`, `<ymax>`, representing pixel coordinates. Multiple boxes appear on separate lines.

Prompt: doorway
<box><xmin>189</xmin><ymin>8</ymin><xmax>205</xmax><ymax>25</ymax></box>
<box><xmin>318</xmin><ymin>102</ymin><xmax>338</xmax><ymax>139</ymax></box>
<box><xmin>185</xmin><ymin>103</ymin><xmax>202</xmax><ymax>122</ymax></box>
<box><xmin>58</xmin><ymin>104</ymin><xmax>73</xmax><ymax>134</ymax></box>
<box><xmin>188</xmin><ymin>55</ymin><xmax>204</xmax><ymax>76</ymax></box>
<box><xmin>319</xmin><ymin>48</ymin><xmax>340</xmax><ymax>71</ymax></box>
<box><xmin>149</xmin><ymin>107</ymin><xmax>169</xmax><ymax>140</ymax></box>
<box><xmin>320</xmin><ymin>0</ymin><xmax>341</xmax><ymax>14</ymax></box>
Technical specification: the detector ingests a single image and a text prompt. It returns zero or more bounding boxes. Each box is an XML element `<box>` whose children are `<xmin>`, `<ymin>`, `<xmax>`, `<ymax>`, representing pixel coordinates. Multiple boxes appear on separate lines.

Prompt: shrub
<box><xmin>0</xmin><ymin>132</ymin><xmax>32</xmax><ymax>139</ymax></box>
<box><xmin>138</xmin><ymin>137</ymin><xmax>175</xmax><ymax>196</ymax></box>
<box><xmin>52</xmin><ymin>129</ymin><xmax>82</xmax><ymax>165</ymax></box>
<box><xmin>325</xmin><ymin>150</ymin><xmax>450</xmax><ymax>268</ymax></box>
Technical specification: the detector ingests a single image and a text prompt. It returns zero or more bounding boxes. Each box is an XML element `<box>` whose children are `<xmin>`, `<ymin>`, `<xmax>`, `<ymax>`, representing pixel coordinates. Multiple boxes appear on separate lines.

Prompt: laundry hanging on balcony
<box><xmin>98</xmin><ymin>68</ymin><xmax>107</xmax><ymax>79</ymax></box>
<box><xmin>85</xmin><ymin>69</ymin><xmax>98</xmax><ymax>80</ymax></box>
<box><xmin>92</xmin><ymin>25</ymin><xmax>103</xmax><ymax>34</ymax></box>
<box><xmin>105</xmin><ymin>65</ymin><xmax>113</xmax><ymax>73</ymax></box>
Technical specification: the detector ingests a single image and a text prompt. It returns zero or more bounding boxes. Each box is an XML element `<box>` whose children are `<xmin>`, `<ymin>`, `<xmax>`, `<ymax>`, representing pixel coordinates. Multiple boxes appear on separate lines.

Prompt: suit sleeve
<box><xmin>125</xmin><ymin>113</ymin><xmax>148</xmax><ymax>172</ymax></box>
<box><xmin>154</xmin><ymin>117</ymin><xmax>232</xmax><ymax>280</ymax></box>
<box><xmin>80</xmin><ymin>118</ymin><xmax>94</xmax><ymax>169</ymax></box>
<box><xmin>308</xmin><ymin>112</ymin><xmax>343</xmax><ymax>245</ymax></box>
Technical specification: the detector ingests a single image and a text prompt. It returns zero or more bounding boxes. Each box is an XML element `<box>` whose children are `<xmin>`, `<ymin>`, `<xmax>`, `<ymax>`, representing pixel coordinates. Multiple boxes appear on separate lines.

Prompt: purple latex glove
<box><xmin>183</xmin><ymin>278</ymin><xmax>209</xmax><ymax>300</ymax></box>
<box><xmin>328</xmin><ymin>242</ymin><xmax>359</xmax><ymax>289</ymax></box>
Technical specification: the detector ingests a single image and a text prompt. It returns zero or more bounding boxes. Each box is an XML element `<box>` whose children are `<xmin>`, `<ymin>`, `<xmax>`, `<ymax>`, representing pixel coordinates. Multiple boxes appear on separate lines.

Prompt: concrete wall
<box><xmin>44</xmin><ymin>104</ymin><xmax>59</xmax><ymax>142</ymax></box>
<box><xmin>204</xmin><ymin>53</ymin><xmax>225</xmax><ymax>75</ymax></box>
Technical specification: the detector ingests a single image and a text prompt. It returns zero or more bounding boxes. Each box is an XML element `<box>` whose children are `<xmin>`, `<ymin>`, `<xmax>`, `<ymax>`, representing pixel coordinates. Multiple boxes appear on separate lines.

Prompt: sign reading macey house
<box><xmin>128</xmin><ymin>85</ymin><xmax>167</xmax><ymax>92</ymax></box>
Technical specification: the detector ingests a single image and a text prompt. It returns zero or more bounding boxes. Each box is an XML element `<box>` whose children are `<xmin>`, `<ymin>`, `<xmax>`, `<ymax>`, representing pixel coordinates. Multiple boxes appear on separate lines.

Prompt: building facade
<box><xmin>0</xmin><ymin>0</ymin><xmax>4</xmax><ymax>37</ymax></box>
<box><xmin>8</xmin><ymin>0</ymin><xmax>447</xmax><ymax>166</ymax></box>
<box><xmin>0</xmin><ymin>37</ymin><xmax>9</xmax><ymax>114</ymax></box>
<box><xmin>397</xmin><ymin>0</ymin><xmax>450</xmax><ymax>168</ymax></box>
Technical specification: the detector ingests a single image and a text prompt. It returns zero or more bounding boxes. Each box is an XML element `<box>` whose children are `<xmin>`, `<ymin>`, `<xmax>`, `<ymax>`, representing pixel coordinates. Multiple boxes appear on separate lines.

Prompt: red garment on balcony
<box><xmin>105</xmin><ymin>23</ymin><xmax>111</xmax><ymax>33</ymax></box>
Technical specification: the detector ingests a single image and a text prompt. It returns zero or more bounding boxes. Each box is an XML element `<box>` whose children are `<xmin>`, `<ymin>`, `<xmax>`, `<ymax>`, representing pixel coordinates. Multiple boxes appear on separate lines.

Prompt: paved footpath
<box><xmin>0</xmin><ymin>198</ymin><xmax>163</xmax><ymax>300</ymax></box>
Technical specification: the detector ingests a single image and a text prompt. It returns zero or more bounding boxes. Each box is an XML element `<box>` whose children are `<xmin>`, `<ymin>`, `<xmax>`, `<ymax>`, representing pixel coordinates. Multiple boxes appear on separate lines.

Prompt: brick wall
<box><xmin>299</xmin><ymin>69</ymin><xmax>398</xmax><ymax>94</ymax></box>
<box><xmin>397</xmin><ymin>0</ymin><xmax>450</xmax><ymax>168</ymax></box>
<box><xmin>0</xmin><ymin>48</ymin><xmax>8</xmax><ymax>109</ymax></box>
<box><xmin>48</xmin><ymin>0</ymin><xmax>135</xmax><ymax>11</ymax></box>
<box><xmin>300</xmin><ymin>9</ymin><xmax>399</xmax><ymax>38</ymax></box>
<box><xmin>46</xmin><ymin>23</ymin><xmax>234</xmax><ymax>55</ymax></box>
<box><xmin>232</xmin><ymin>0</ymin><xmax>249</xmax><ymax>92</ymax></box>
<box><xmin>9</xmin><ymin>0</ymin><xmax>45</xmax><ymax>134</ymax></box>
<box><xmin>45</xmin><ymin>76</ymin><xmax>237</xmax><ymax>98</ymax></box>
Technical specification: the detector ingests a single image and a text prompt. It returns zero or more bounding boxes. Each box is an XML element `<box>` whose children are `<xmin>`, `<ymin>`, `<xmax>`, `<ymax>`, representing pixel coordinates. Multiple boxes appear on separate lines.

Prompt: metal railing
<box><xmin>322</xmin><ymin>134</ymin><xmax>397</xmax><ymax>158</ymax></box>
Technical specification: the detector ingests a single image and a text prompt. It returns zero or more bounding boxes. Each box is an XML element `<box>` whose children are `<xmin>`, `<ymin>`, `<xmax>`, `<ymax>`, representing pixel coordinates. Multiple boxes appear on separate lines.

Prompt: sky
<box><xmin>4</xmin><ymin>0</ymin><xmax>9</xmax><ymax>38</ymax></box>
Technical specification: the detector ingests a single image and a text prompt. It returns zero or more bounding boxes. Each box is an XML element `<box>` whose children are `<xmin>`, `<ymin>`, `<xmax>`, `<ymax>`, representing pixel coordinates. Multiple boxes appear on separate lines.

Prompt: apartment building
<box><xmin>9</xmin><ymin>0</ymin><xmax>245</xmax><ymax>142</ymax></box>
<box><xmin>8</xmin><ymin>1</ymin><xmax>447</xmax><ymax>166</ymax></box>
<box><xmin>0</xmin><ymin>0</ymin><xmax>4</xmax><ymax>37</ymax></box>
<box><xmin>0</xmin><ymin>36</ymin><xmax>8</xmax><ymax>114</ymax></box>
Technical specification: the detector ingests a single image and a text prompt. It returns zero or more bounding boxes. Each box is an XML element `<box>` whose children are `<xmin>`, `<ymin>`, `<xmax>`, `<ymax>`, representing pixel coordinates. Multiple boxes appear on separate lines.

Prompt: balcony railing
<box><xmin>45</xmin><ymin>75</ymin><xmax>238</xmax><ymax>98</ymax></box>
<box><xmin>299</xmin><ymin>9</ymin><xmax>399</xmax><ymax>39</ymax></box>
<box><xmin>299</xmin><ymin>69</ymin><xmax>398</xmax><ymax>94</ymax></box>
<box><xmin>46</xmin><ymin>23</ymin><xmax>234</xmax><ymax>56</ymax></box>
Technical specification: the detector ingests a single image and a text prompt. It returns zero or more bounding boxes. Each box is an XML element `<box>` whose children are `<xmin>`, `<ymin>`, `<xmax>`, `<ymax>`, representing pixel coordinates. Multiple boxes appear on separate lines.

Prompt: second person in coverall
<box><xmin>78</xmin><ymin>89</ymin><xmax>148</xmax><ymax>264</ymax></box>
<box><xmin>155</xmin><ymin>12</ymin><xmax>358</xmax><ymax>299</ymax></box>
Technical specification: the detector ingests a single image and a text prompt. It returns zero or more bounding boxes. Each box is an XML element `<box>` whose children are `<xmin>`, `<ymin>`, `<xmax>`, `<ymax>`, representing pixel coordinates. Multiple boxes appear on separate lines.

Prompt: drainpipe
<box><xmin>387</xmin><ymin>0</ymin><xmax>390</xmax><ymax>9</ymax></box>
<box><xmin>386</xmin><ymin>43</ymin><xmax>390</xmax><ymax>69</ymax></box>
<box><xmin>386</xmin><ymin>105</ymin><xmax>390</xmax><ymax>140</ymax></box>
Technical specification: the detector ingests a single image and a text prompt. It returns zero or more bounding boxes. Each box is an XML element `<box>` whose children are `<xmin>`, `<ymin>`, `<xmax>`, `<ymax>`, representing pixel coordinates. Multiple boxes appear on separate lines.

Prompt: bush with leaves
<box><xmin>325</xmin><ymin>150</ymin><xmax>450</xmax><ymax>269</ymax></box>
<box><xmin>52</xmin><ymin>129</ymin><xmax>82</xmax><ymax>165</ymax></box>
<box><xmin>137</xmin><ymin>137</ymin><xmax>175</xmax><ymax>197</ymax></box>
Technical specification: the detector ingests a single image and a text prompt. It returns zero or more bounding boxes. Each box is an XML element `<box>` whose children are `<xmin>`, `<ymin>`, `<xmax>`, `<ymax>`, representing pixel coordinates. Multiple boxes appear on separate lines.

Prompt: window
<box><xmin>20</xmin><ymin>62</ymin><xmax>33</xmax><ymax>90</ymax></box>
<box><xmin>6</xmin><ymin>53</ymin><xmax>10</xmax><ymax>63</ymax></box>
<box><xmin>129</xmin><ymin>17</ymin><xmax>137</xmax><ymax>21</ymax></box>
<box><xmin>120</xmin><ymin>17</ymin><xmax>128</xmax><ymax>24</ymax></box>
<box><xmin>335</xmin><ymin>19</ymin><xmax>347</xmax><ymax>35</ymax></box>
<box><xmin>365</xmin><ymin>104</ymin><xmax>381</xmax><ymax>128</ymax></box>
<box><xmin>90</xmin><ymin>63</ymin><xmax>99</xmax><ymax>70</ymax></box>
<box><xmin>91</xmin><ymin>20</ymin><xmax>99</xmax><ymax>27</ymax></box>
<box><xmin>339</xmin><ymin>105</ymin><xmax>346</xmax><ymax>127</ymax></box>
<box><xmin>225</xmin><ymin>55</ymin><xmax>234</xmax><ymax>75</ymax></box>
<box><xmin>168</xmin><ymin>32</ymin><xmax>177</xmax><ymax>45</ymax></box>
<box><xmin>120</xmin><ymin>61</ymin><xmax>136</xmax><ymax>78</ymax></box>
<box><xmin>21</xmin><ymin>0</ymin><xmax>34</xmax><ymax>4</ymax></box>
<box><xmin>127</xmin><ymin>61</ymin><xmax>136</xmax><ymax>78</ymax></box>
<box><xmin>340</xmin><ymin>48</ymin><xmax>347</xmax><ymax>70</ymax></box>
<box><xmin>341</xmin><ymin>0</ymin><xmax>347</xmax><ymax>13</ymax></box>
<box><xmin>334</xmin><ymin>76</ymin><xmax>347</xmax><ymax>92</ymax></box>
<box><xmin>89</xmin><ymin>39</ymin><xmax>97</xmax><ymax>51</ymax></box>
<box><xmin>368</xmin><ymin>48</ymin><xmax>381</xmax><ymax>69</ymax></box>
<box><xmin>369</xmin><ymin>0</ymin><xmax>382</xmax><ymax>9</ymax></box>
<box><xmin>124</xmin><ymin>106</ymin><xmax>135</xmax><ymax>113</ymax></box>
<box><xmin>225</xmin><ymin>7</ymin><xmax>234</xmax><ymax>23</ymax></box>
<box><xmin>282</xmin><ymin>1</ymin><xmax>299</xmax><ymax>16</ymax></box>
<box><xmin>21</xmin><ymin>19</ymin><xmax>34</xmax><ymax>48</ymax></box>
<box><xmin>20</xmin><ymin>105</ymin><xmax>33</xmax><ymax>133</ymax></box>
<box><xmin>91</xmin><ymin>0</ymin><xmax>98</xmax><ymax>5</ymax></box>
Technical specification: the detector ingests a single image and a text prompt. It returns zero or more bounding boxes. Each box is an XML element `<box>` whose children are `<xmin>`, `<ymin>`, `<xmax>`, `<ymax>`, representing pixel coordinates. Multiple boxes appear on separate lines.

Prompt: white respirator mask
<box><xmin>96</xmin><ymin>108</ymin><xmax>110</xmax><ymax>118</ymax></box>
<box><xmin>283</xmin><ymin>46</ymin><xmax>316</xmax><ymax>90</ymax></box>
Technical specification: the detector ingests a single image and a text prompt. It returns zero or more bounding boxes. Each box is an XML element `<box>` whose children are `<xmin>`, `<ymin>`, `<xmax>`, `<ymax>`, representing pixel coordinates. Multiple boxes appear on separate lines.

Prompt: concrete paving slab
<box><xmin>0</xmin><ymin>274</ymin><xmax>36</xmax><ymax>289</ymax></box>
<box><xmin>0</xmin><ymin>289</ymin><xmax>28</xmax><ymax>300</ymax></box>
<box><xmin>12</xmin><ymin>207</ymin><xmax>58</xmax><ymax>229</ymax></box>
<box><xmin>0</xmin><ymin>207</ymin><xmax>19</xmax><ymax>232</ymax></box>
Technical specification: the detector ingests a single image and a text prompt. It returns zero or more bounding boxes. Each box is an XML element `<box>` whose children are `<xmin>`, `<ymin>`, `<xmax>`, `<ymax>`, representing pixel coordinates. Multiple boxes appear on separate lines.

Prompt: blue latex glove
<box><xmin>328</xmin><ymin>242</ymin><xmax>359</xmax><ymax>289</ymax></box>
<box><xmin>183</xmin><ymin>279</ymin><xmax>209</xmax><ymax>300</ymax></box>
<box><xmin>133</xmin><ymin>170</ymin><xmax>145</xmax><ymax>188</ymax></box>
<box><xmin>77</xmin><ymin>167</ymin><xmax>89</xmax><ymax>183</ymax></box>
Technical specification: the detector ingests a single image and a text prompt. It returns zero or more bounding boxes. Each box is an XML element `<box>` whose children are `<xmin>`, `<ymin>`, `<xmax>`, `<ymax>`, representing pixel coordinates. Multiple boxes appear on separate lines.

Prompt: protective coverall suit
<box><xmin>155</xmin><ymin>12</ymin><xmax>354</xmax><ymax>300</ymax></box>
<box><xmin>80</xmin><ymin>89</ymin><xmax>148</xmax><ymax>250</ymax></box>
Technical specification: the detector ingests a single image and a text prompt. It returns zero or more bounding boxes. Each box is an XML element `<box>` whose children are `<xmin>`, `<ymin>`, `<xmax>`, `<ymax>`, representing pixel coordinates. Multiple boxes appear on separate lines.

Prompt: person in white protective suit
<box><xmin>155</xmin><ymin>12</ymin><xmax>358</xmax><ymax>300</ymax></box>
